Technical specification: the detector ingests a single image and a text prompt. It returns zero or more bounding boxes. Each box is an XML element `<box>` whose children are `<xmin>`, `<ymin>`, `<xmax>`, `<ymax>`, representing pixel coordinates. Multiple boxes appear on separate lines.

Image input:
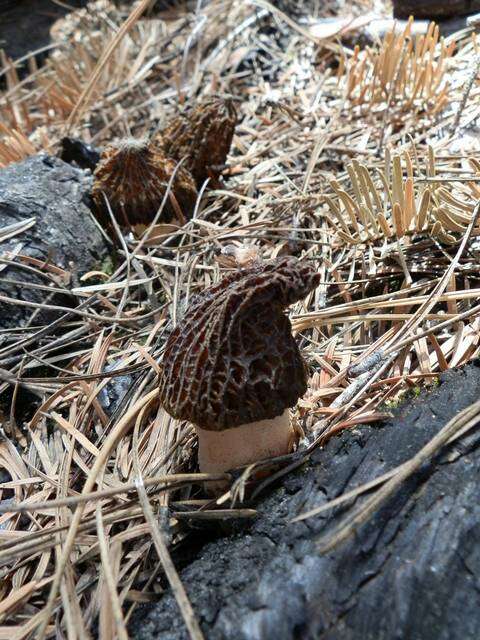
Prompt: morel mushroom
<box><xmin>159</xmin><ymin>256</ymin><xmax>320</xmax><ymax>474</ymax></box>
<box><xmin>159</xmin><ymin>95</ymin><xmax>237</xmax><ymax>189</ymax></box>
<box><xmin>92</xmin><ymin>138</ymin><xmax>198</xmax><ymax>229</ymax></box>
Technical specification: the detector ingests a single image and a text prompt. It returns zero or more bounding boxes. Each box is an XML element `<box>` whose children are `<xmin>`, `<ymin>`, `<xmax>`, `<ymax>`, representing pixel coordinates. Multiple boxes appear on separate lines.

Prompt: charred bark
<box><xmin>132</xmin><ymin>363</ymin><xmax>480</xmax><ymax>640</ymax></box>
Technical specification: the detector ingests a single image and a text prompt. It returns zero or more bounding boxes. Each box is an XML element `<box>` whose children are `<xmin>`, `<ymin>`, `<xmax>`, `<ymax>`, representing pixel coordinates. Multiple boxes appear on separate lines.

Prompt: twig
<box><xmin>36</xmin><ymin>389</ymin><xmax>159</xmax><ymax>639</ymax></box>
<box><xmin>317</xmin><ymin>398</ymin><xmax>480</xmax><ymax>552</ymax></box>
<box><xmin>65</xmin><ymin>0</ymin><xmax>155</xmax><ymax>133</ymax></box>
<box><xmin>449</xmin><ymin>54</ymin><xmax>480</xmax><ymax>137</ymax></box>
<box><xmin>132</xmin><ymin>417</ymin><xmax>204</xmax><ymax>640</ymax></box>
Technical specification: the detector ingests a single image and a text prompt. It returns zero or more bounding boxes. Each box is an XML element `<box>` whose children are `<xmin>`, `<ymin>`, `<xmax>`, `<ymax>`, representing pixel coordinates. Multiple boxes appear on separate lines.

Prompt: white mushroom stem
<box><xmin>195</xmin><ymin>409</ymin><xmax>295</xmax><ymax>474</ymax></box>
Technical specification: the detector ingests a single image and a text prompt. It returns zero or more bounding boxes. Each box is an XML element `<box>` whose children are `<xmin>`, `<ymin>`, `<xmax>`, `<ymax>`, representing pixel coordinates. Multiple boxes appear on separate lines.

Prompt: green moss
<box><xmin>101</xmin><ymin>254</ymin><xmax>115</xmax><ymax>276</ymax></box>
<box><xmin>383</xmin><ymin>378</ymin><xmax>439</xmax><ymax>412</ymax></box>
<box><xmin>384</xmin><ymin>397</ymin><xmax>402</xmax><ymax>409</ymax></box>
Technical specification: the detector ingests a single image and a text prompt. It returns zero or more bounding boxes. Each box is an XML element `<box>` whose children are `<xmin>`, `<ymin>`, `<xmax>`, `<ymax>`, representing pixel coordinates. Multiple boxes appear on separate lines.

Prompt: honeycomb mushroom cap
<box><xmin>92</xmin><ymin>138</ymin><xmax>198</xmax><ymax>228</ymax></box>
<box><xmin>159</xmin><ymin>256</ymin><xmax>320</xmax><ymax>431</ymax></box>
<box><xmin>159</xmin><ymin>95</ymin><xmax>237</xmax><ymax>188</ymax></box>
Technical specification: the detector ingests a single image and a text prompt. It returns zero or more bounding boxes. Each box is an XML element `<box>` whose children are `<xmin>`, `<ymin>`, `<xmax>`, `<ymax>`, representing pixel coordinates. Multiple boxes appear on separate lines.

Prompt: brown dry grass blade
<box><xmin>316</xmin><ymin>398</ymin><xmax>480</xmax><ymax>552</ymax></box>
<box><xmin>35</xmin><ymin>389</ymin><xmax>159</xmax><ymax>639</ymax></box>
<box><xmin>65</xmin><ymin>0</ymin><xmax>155</xmax><ymax>134</ymax></box>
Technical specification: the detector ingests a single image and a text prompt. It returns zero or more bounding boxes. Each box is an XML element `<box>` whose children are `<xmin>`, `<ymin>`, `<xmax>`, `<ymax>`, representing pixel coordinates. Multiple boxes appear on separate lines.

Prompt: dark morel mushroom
<box><xmin>159</xmin><ymin>256</ymin><xmax>320</xmax><ymax>474</ymax></box>
<box><xmin>91</xmin><ymin>138</ymin><xmax>198</xmax><ymax>229</ymax></box>
<box><xmin>158</xmin><ymin>95</ymin><xmax>237</xmax><ymax>188</ymax></box>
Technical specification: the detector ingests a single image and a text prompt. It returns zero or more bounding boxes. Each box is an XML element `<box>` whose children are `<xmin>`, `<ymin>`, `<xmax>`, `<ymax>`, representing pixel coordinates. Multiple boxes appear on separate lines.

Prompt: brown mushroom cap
<box><xmin>159</xmin><ymin>256</ymin><xmax>320</xmax><ymax>431</ymax></box>
<box><xmin>92</xmin><ymin>138</ymin><xmax>198</xmax><ymax>228</ymax></box>
<box><xmin>158</xmin><ymin>96</ymin><xmax>237</xmax><ymax>188</ymax></box>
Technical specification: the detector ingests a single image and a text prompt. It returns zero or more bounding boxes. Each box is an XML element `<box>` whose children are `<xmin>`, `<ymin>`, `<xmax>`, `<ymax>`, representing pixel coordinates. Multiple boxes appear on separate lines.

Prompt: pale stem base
<box><xmin>196</xmin><ymin>409</ymin><xmax>294</xmax><ymax>474</ymax></box>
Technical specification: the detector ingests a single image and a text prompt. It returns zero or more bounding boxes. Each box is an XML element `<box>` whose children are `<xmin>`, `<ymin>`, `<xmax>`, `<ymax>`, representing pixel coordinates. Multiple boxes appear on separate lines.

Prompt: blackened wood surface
<box><xmin>0</xmin><ymin>155</ymin><xmax>108</xmax><ymax>328</ymax></box>
<box><xmin>393</xmin><ymin>0</ymin><xmax>480</xmax><ymax>19</ymax></box>
<box><xmin>132</xmin><ymin>363</ymin><xmax>480</xmax><ymax>640</ymax></box>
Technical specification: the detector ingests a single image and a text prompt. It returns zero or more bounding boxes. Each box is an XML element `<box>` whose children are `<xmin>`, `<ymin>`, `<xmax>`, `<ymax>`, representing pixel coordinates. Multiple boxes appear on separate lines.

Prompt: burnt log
<box><xmin>132</xmin><ymin>362</ymin><xmax>480</xmax><ymax>640</ymax></box>
<box><xmin>0</xmin><ymin>154</ymin><xmax>108</xmax><ymax>328</ymax></box>
<box><xmin>393</xmin><ymin>0</ymin><xmax>480</xmax><ymax>19</ymax></box>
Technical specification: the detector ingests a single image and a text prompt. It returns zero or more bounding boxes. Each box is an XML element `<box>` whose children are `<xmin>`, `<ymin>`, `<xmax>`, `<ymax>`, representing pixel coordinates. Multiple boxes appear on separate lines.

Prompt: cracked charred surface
<box><xmin>0</xmin><ymin>154</ymin><xmax>108</xmax><ymax>328</ymax></box>
<box><xmin>133</xmin><ymin>362</ymin><xmax>480</xmax><ymax>640</ymax></box>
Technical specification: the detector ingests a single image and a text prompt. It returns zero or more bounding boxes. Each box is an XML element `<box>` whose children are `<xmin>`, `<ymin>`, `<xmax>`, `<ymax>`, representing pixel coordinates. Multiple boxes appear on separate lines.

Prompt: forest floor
<box><xmin>1</xmin><ymin>0</ymin><xmax>480</xmax><ymax>638</ymax></box>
